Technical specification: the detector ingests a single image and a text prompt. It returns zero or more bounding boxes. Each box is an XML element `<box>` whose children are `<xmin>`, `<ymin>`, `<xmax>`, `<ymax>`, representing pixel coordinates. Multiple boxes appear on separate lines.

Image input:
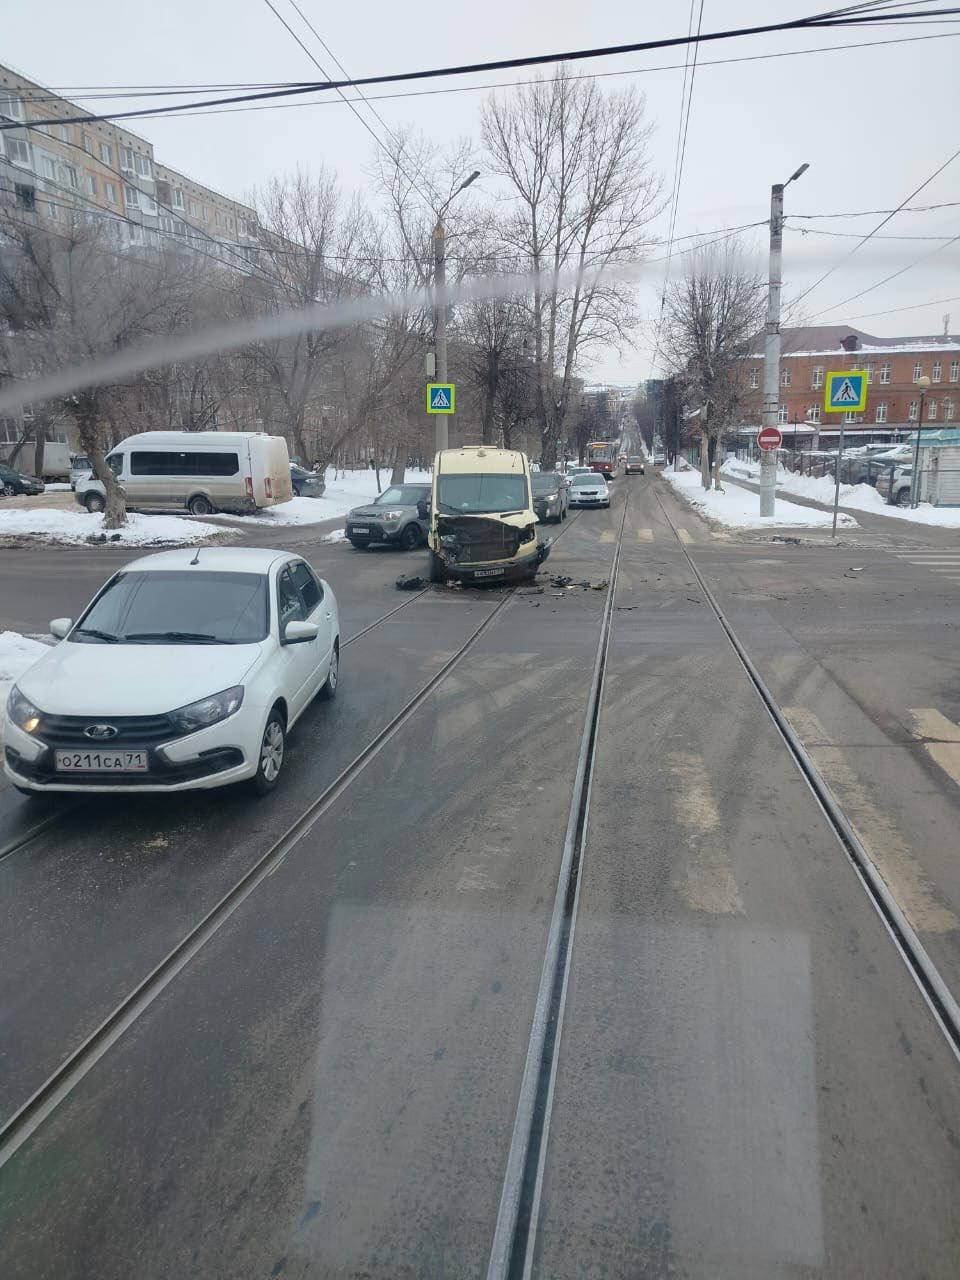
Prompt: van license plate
<box><xmin>55</xmin><ymin>750</ymin><xmax>149</xmax><ymax>773</ymax></box>
<box><xmin>473</xmin><ymin>567</ymin><xmax>505</xmax><ymax>578</ymax></box>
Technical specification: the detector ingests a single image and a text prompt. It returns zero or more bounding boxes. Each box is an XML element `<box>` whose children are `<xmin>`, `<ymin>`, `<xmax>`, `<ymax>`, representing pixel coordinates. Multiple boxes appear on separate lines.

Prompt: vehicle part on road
<box><xmin>395</xmin><ymin>574</ymin><xmax>427</xmax><ymax>591</ymax></box>
<box><xmin>652</xmin><ymin>489</ymin><xmax>960</xmax><ymax>1064</ymax></box>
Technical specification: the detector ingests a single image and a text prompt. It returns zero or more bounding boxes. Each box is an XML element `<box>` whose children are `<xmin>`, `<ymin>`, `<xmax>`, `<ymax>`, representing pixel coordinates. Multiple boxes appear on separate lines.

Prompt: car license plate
<box><xmin>473</xmin><ymin>567</ymin><xmax>505</xmax><ymax>578</ymax></box>
<box><xmin>55</xmin><ymin>749</ymin><xmax>148</xmax><ymax>773</ymax></box>
<box><xmin>348</xmin><ymin>524</ymin><xmax>370</xmax><ymax>535</ymax></box>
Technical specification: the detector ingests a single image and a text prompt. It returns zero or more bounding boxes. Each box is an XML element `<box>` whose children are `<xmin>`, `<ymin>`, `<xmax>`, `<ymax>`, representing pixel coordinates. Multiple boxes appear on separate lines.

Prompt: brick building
<box><xmin>741</xmin><ymin>325</ymin><xmax>960</xmax><ymax>447</ymax></box>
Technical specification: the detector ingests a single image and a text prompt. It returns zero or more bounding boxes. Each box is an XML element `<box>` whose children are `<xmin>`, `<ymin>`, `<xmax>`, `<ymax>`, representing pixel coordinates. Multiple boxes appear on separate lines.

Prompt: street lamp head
<box><xmin>460</xmin><ymin>170</ymin><xmax>481</xmax><ymax>191</ymax></box>
<box><xmin>786</xmin><ymin>162</ymin><xmax>810</xmax><ymax>186</ymax></box>
<box><xmin>916</xmin><ymin>375</ymin><xmax>932</xmax><ymax>388</ymax></box>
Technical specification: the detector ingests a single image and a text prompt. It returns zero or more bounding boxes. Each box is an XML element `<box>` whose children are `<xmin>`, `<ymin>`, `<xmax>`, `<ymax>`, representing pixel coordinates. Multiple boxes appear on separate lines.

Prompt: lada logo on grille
<box><xmin>83</xmin><ymin>724</ymin><xmax>119</xmax><ymax>740</ymax></box>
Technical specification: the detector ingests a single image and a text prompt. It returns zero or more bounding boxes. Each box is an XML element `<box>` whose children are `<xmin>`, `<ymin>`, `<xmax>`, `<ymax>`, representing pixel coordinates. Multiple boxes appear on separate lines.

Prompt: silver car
<box><xmin>344</xmin><ymin>482</ymin><xmax>431</xmax><ymax>550</ymax></box>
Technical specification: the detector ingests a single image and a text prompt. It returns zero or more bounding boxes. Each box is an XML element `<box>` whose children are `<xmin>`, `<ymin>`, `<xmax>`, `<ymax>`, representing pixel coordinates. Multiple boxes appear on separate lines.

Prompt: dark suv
<box><xmin>345</xmin><ymin>482</ymin><xmax>431</xmax><ymax>550</ymax></box>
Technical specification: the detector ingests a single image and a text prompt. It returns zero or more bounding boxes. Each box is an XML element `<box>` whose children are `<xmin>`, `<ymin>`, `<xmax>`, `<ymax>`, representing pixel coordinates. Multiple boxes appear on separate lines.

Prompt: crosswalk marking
<box><xmin>783</xmin><ymin>708</ymin><xmax>957</xmax><ymax>934</ymax></box>
<box><xmin>887</xmin><ymin>549</ymin><xmax>960</xmax><ymax>587</ymax></box>
<box><xmin>908</xmin><ymin>709</ymin><xmax>960</xmax><ymax>792</ymax></box>
<box><xmin>637</xmin><ymin>528</ymin><xmax>654</xmax><ymax>541</ymax></box>
<box><xmin>676</xmin><ymin>528</ymin><xmax>693</xmax><ymax>545</ymax></box>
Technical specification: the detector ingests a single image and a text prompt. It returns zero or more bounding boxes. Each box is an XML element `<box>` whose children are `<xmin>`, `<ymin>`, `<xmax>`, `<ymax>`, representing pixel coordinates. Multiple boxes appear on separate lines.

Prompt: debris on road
<box><xmin>395</xmin><ymin>574</ymin><xmax>426</xmax><ymax>590</ymax></box>
<box><xmin>772</xmin><ymin>535</ymin><xmax>802</xmax><ymax>545</ymax></box>
<box><xmin>548</xmin><ymin>574</ymin><xmax>609</xmax><ymax>591</ymax></box>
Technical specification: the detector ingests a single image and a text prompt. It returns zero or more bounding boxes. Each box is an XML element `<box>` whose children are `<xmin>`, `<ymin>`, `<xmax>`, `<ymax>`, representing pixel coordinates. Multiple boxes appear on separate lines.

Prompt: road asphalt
<box><xmin>0</xmin><ymin>474</ymin><xmax>958</xmax><ymax>1278</ymax></box>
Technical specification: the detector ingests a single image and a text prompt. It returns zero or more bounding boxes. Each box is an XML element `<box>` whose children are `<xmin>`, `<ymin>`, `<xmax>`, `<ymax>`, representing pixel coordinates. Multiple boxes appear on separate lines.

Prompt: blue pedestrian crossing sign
<box><xmin>426</xmin><ymin>382</ymin><xmax>456</xmax><ymax>414</ymax></box>
<box><xmin>824</xmin><ymin>370</ymin><xmax>868</xmax><ymax>413</ymax></box>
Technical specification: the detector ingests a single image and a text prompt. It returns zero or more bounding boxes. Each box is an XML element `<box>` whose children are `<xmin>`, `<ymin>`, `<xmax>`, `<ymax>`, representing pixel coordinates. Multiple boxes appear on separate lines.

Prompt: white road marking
<box><xmin>676</xmin><ymin>528</ymin><xmax>694</xmax><ymax>545</ymax></box>
<box><xmin>637</xmin><ymin>528</ymin><xmax>654</xmax><ymax>542</ymax></box>
<box><xmin>668</xmin><ymin>751</ymin><xmax>744</xmax><ymax>915</ymax></box>
<box><xmin>908</xmin><ymin>709</ymin><xmax>960</xmax><ymax>791</ymax></box>
<box><xmin>784</xmin><ymin>708</ymin><xmax>957</xmax><ymax>934</ymax></box>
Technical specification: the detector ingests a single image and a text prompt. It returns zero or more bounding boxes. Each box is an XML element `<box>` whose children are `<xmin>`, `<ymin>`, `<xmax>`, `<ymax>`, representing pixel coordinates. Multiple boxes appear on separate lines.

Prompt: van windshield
<box><xmin>436</xmin><ymin>474</ymin><xmax>528</xmax><ymax>514</ymax></box>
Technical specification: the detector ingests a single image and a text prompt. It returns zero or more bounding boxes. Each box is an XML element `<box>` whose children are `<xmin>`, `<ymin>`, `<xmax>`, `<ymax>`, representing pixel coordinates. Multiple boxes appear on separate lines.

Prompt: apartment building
<box><xmin>0</xmin><ymin>61</ymin><xmax>259</xmax><ymax>267</ymax></box>
<box><xmin>741</xmin><ymin>325</ymin><xmax>960</xmax><ymax>444</ymax></box>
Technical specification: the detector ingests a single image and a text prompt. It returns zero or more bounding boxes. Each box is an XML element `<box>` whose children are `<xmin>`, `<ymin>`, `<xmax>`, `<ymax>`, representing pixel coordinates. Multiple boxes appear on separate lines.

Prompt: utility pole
<box><xmin>430</xmin><ymin>170</ymin><xmax>480</xmax><ymax>456</ymax></box>
<box><xmin>910</xmin><ymin>376</ymin><xmax>931</xmax><ymax>507</ymax></box>
<box><xmin>760</xmin><ymin>162</ymin><xmax>808</xmax><ymax>517</ymax></box>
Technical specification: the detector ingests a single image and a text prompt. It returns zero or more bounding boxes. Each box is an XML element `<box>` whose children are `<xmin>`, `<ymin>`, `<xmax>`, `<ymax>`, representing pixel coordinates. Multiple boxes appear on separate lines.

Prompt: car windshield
<box><xmin>628</xmin><ymin>457</ymin><xmax>643</xmax><ymax>464</ymax></box>
<box><xmin>572</xmin><ymin>475</ymin><xmax>604</xmax><ymax>488</ymax></box>
<box><xmin>436</xmin><ymin>473</ymin><xmax>528</xmax><ymax>513</ymax></box>
<box><xmin>531</xmin><ymin>473</ymin><xmax>561</xmax><ymax>493</ymax></box>
<box><xmin>374</xmin><ymin>486</ymin><xmax>428</xmax><ymax>505</ymax></box>
<box><xmin>72</xmin><ymin>570</ymin><xmax>269</xmax><ymax>644</ymax></box>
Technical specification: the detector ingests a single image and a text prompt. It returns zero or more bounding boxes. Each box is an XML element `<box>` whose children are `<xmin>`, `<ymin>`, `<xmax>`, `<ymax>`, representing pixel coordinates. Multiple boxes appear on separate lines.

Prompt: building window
<box><xmin>866</xmin><ymin>363</ymin><xmax>874</xmax><ymax>384</ymax></box>
<box><xmin>933</xmin><ymin>361</ymin><xmax>942</xmax><ymax>382</ymax></box>
<box><xmin>5</xmin><ymin>135</ymin><xmax>31</xmax><ymax>167</ymax></box>
<box><xmin>140</xmin><ymin>194</ymin><xmax>156</xmax><ymax>216</ymax></box>
<box><xmin>781</xmin><ymin>367</ymin><xmax>791</xmax><ymax>387</ymax></box>
<box><xmin>875</xmin><ymin>401</ymin><xmax>888</xmax><ymax>423</ymax></box>
<box><xmin>778</xmin><ymin>405</ymin><xmax>789</xmax><ymax>424</ymax></box>
<box><xmin>843</xmin><ymin>410</ymin><xmax>859</xmax><ymax>424</ymax></box>
<box><xmin>99</xmin><ymin>142</ymin><xmax>112</xmax><ymax>166</ymax></box>
<box><xmin>86</xmin><ymin>174</ymin><xmax>97</xmax><ymax>196</ymax></box>
<box><xmin>46</xmin><ymin>200</ymin><xmax>58</xmax><ymax>221</ymax></box>
<box><xmin>123</xmin><ymin>184</ymin><xmax>140</xmax><ymax>208</ymax></box>
<box><xmin>749</xmin><ymin>368</ymin><xmax>759</xmax><ymax>389</ymax></box>
<box><xmin>120</xmin><ymin>145</ymin><xmax>136</xmax><ymax>171</ymax></box>
<box><xmin>134</xmin><ymin>154</ymin><xmax>152</xmax><ymax>178</ymax></box>
<box><xmin>104</xmin><ymin>181</ymin><xmax>117</xmax><ymax>203</ymax></box>
<box><xmin>928</xmin><ymin>400</ymin><xmax>937</xmax><ymax>421</ymax></box>
<box><xmin>14</xmin><ymin>182</ymin><xmax>36</xmax><ymax>211</ymax></box>
<box><xmin>908</xmin><ymin>400</ymin><xmax>920</xmax><ymax>421</ymax></box>
<box><xmin>172</xmin><ymin>188</ymin><xmax>184</xmax><ymax>210</ymax></box>
<box><xmin>808</xmin><ymin>404</ymin><xmax>821</xmax><ymax>424</ymax></box>
<box><xmin>188</xmin><ymin>199</ymin><xmax>201</xmax><ymax>218</ymax></box>
<box><xmin>126</xmin><ymin>223</ymin><xmax>143</xmax><ymax>245</ymax></box>
<box><xmin>950</xmin><ymin>360</ymin><xmax>959</xmax><ymax>382</ymax></box>
<box><xmin>0</xmin><ymin>94</ymin><xmax>25</xmax><ymax>122</ymax></box>
<box><xmin>944</xmin><ymin>398</ymin><xmax>955</xmax><ymax>421</ymax></box>
<box><xmin>60</xmin><ymin>163</ymin><xmax>79</xmax><ymax>190</ymax></box>
<box><xmin>913</xmin><ymin>362</ymin><xmax>923</xmax><ymax>382</ymax></box>
<box><xmin>879</xmin><ymin>361</ymin><xmax>891</xmax><ymax>384</ymax></box>
<box><xmin>811</xmin><ymin>366</ymin><xmax>824</xmax><ymax>389</ymax></box>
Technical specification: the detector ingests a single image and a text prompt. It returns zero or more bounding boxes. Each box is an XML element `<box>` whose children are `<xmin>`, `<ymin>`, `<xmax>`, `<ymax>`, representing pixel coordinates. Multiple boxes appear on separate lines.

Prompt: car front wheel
<box><xmin>83</xmin><ymin>492</ymin><xmax>106</xmax><ymax>513</ymax></box>
<box><xmin>399</xmin><ymin>523</ymin><xmax>422</xmax><ymax>551</ymax></box>
<box><xmin>252</xmin><ymin>709</ymin><xmax>285</xmax><ymax>795</ymax></box>
<box><xmin>319</xmin><ymin>641</ymin><xmax>339</xmax><ymax>700</ymax></box>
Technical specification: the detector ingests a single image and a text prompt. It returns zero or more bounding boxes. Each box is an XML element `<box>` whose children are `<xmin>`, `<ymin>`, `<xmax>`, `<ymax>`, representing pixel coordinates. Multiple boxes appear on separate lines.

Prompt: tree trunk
<box><xmin>74</xmin><ymin>400</ymin><xmax>126</xmax><ymax>528</ymax></box>
<box><xmin>700</xmin><ymin>432</ymin><xmax>710</xmax><ymax>489</ymax></box>
<box><xmin>33</xmin><ymin>426</ymin><xmax>47</xmax><ymax>481</ymax></box>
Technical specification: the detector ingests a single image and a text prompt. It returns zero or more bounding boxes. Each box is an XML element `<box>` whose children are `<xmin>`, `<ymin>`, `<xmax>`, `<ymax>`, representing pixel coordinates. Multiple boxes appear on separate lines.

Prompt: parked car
<box><xmin>0</xmin><ymin>465</ymin><xmax>44</xmax><ymax>497</ymax></box>
<box><xmin>290</xmin><ymin>463</ymin><xmax>324</xmax><ymax>498</ymax></box>
<box><xmin>531</xmin><ymin>470</ymin><xmax>569</xmax><ymax>523</ymax></box>
<box><xmin>2</xmin><ymin>548</ymin><xmax>339</xmax><ymax>796</ymax></box>
<box><xmin>70</xmin><ymin>454</ymin><xmax>92</xmax><ymax>490</ymax></box>
<box><xmin>345</xmin><ymin>482</ymin><xmax>431</xmax><ymax>550</ymax></box>
<box><xmin>624</xmin><ymin>456</ymin><xmax>646</xmax><ymax>475</ymax></box>
<box><xmin>74</xmin><ymin>431</ymin><xmax>293</xmax><ymax>516</ymax></box>
<box><xmin>569</xmin><ymin>472</ymin><xmax>611</xmax><ymax>508</ymax></box>
<box><xmin>875</xmin><ymin>464</ymin><xmax>914</xmax><ymax>506</ymax></box>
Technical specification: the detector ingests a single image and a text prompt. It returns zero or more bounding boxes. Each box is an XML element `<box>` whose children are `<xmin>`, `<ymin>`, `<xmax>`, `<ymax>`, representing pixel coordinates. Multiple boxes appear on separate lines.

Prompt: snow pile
<box><xmin>0</xmin><ymin>508</ymin><xmax>225</xmax><ymax>545</ymax></box>
<box><xmin>0</xmin><ymin>631</ymin><xmax>51</xmax><ymax>707</ymax></box>
<box><xmin>44</xmin><ymin>483</ymin><xmax>73</xmax><ymax>492</ymax></box>
<box><xmin>722</xmin><ymin>458</ymin><xmax>960</xmax><ymax>527</ymax></box>
<box><xmin>662</xmin><ymin>464</ymin><xmax>857</xmax><ymax>529</ymax></box>
<box><xmin>210</xmin><ymin>468</ymin><xmax>431</xmax><ymax>527</ymax></box>
<box><xmin>321</xmin><ymin>528</ymin><xmax>348</xmax><ymax>544</ymax></box>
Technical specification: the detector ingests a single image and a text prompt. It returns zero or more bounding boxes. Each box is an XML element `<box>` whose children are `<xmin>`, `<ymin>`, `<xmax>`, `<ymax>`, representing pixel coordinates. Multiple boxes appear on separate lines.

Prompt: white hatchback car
<box><xmin>3</xmin><ymin>547</ymin><xmax>339</xmax><ymax>795</ymax></box>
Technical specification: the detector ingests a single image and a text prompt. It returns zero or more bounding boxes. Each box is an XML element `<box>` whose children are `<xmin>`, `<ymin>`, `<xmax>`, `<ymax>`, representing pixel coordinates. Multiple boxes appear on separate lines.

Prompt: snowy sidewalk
<box><xmin>661</xmin><ymin>464</ymin><xmax>858</xmax><ymax>530</ymax></box>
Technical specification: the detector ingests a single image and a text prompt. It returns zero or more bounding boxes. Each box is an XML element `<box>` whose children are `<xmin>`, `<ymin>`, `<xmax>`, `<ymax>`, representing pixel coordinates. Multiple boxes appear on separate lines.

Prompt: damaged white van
<box><xmin>423</xmin><ymin>446</ymin><xmax>550</xmax><ymax>584</ymax></box>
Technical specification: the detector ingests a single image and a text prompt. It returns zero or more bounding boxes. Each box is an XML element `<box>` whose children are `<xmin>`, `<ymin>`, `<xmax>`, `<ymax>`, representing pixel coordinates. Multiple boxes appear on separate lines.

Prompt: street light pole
<box><xmin>431</xmin><ymin>169</ymin><xmax>480</xmax><ymax>455</ymax></box>
<box><xmin>760</xmin><ymin>162</ymin><xmax>808</xmax><ymax>517</ymax></box>
<box><xmin>910</xmin><ymin>375</ymin><xmax>931</xmax><ymax>507</ymax></box>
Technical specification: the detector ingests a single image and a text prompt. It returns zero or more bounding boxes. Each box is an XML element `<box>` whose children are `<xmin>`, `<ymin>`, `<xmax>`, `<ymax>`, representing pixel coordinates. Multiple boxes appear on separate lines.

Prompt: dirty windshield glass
<box><xmin>437</xmin><ymin>473</ymin><xmax>528</xmax><ymax>513</ymax></box>
<box><xmin>375</xmin><ymin>486</ymin><xmax>427</xmax><ymax>505</ymax></box>
<box><xmin>73</xmin><ymin>571</ymin><xmax>269</xmax><ymax>643</ymax></box>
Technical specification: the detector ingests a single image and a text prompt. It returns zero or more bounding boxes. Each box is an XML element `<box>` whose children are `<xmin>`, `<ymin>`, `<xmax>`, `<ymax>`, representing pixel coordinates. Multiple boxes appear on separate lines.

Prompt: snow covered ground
<box><xmin>215</xmin><ymin>467</ymin><xmax>432</xmax><ymax>527</ymax></box>
<box><xmin>44</xmin><ymin>483</ymin><xmax>73</xmax><ymax>492</ymax></box>
<box><xmin>662</xmin><ymin>463</ymin><xmax>857</xmax><ymax>529</ymax></box>
<box><xmin>722</xmin><ymin>458</ymin><xmax>960</xmax><ymax>528</ymax></box>
<box><xmin>0</xmin><ymin>508</ymin><xmax>224</xmax><ymax>546</ymax></box>
<box><xmin>0</xmin><ymin>631</ymin><xmax>51</xmax><ymax>709</ymax></box>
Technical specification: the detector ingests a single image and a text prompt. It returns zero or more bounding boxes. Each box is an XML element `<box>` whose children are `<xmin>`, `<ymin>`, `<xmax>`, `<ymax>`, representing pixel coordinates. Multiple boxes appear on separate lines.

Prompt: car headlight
<box><xmin>379</xmin><ymin>509</ymin><xmax>405</xmax><ymax>520</ymax></box>
<box><xmin>7</xmin><ymin>684</ymin><xmax>41</xmax><ymax>733</ymax></box>
<box><xmin>546</xmin><ymin>492</ymin><xmax>559</xmax><ymax>502</ymax></box>
<box><xmin>169</xmin><ymin>685</ymin><xmax>244</xmax><ymax>734</ymax></box>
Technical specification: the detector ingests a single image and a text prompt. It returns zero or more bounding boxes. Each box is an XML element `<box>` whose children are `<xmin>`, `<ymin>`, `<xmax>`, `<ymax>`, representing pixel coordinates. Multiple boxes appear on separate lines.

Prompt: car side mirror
<box><xmin>417</xmin><ymin>499</ymin><xmax>430</xmax><ymax>520</ymax></box>
<box><xmin>282</xmin><ymin>619</ymin><xmax>319</xmax><ymax>645</ymax></box>
<box><xmin>50</xmin><ymin>617</ymin><xmax>73</xmax><ymax>639</ymax></box>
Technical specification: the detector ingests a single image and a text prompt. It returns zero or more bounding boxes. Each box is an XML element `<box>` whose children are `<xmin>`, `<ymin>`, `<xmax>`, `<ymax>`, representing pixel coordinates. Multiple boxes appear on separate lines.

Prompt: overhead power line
<box><xmin>806</xmin><ymin>231</ymin><xmax>960</xmax><ymax>318</ymax></box>
<box><xmin>842</xmin><ymin>293</ymin><xmax>960</xmax><ymax>321</ymax></box>
<box><xmin>3</xmin><ymin>5</ymin><xmax>959</xmax><ymax>130</ymax></box>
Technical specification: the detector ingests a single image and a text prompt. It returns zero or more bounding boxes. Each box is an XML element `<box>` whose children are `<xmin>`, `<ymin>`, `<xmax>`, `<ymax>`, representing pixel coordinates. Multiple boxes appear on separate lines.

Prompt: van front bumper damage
<box><xmin>434</xmin><ymin>515</ymin><xmax>550</xmax><ymax>583</ymax></box>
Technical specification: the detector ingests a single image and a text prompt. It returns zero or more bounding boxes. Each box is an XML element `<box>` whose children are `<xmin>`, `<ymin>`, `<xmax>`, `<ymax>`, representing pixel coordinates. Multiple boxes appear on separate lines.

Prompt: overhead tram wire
<box><xmin>789</xmin><ymin>143</ymin><xmax>960</xmax><ymax>308</ymax></box>
<box><xmin>4</xmin><ymin>5</ymin><xmax>960</xmax><ymax>130</ymax></box>
<box><xmin>842</xmin><ymin>292</ymin><xmax>960</xmax><ymax>321</ymax></box>
<box><xmin>805</xmin><ymin>230</ymin><xmax>960</xmax><ymax>318</ymax></box>
<box><xmin>17</xmin><ymin>28</ymin><xmax>960</xmax><ymax>115</ymax></box>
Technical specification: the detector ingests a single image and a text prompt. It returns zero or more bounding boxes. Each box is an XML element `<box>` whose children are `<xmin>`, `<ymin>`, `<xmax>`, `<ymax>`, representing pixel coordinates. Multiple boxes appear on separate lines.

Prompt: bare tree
<box><xmin>483</xmin><ymin>71</ymin><xmax>660</xmax><ymax>468</ymax></box>
<box><xmin>661</xmin><ymin>242</ymin><xmax>765</xmax><ymax>489</ymax></box>
<box><xmin>0</xmin><ymin>207</ymin><xmax>201</xmax><ymax>526</ymax></box>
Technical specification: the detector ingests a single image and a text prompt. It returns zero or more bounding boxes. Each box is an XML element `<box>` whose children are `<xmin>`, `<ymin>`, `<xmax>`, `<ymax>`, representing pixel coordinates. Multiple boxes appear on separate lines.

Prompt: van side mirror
<box><xmin>417</xmin><ymin>499</ymin><xmax>430</xmax><ymax>520</ymax></box>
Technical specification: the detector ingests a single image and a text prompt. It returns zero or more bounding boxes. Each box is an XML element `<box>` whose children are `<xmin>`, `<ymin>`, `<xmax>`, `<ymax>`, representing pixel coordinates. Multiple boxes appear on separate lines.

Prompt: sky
<box><xmin>4</xmin><ymin>0</ymin><xmax>959</xmax><ymax>385</ymax></box>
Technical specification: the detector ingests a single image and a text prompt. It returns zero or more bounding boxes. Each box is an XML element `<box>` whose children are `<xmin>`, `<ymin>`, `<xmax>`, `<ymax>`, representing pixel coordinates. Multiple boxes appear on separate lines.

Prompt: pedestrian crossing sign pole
<box><xmin>426</xmin><ymin>383</ymin><xmax>456</xmax><ymax>414</ymax></box>
<box><xmin>824</xmin><ymin>370</ymin><xmax>867</xmax><ymax>414</ymax></box>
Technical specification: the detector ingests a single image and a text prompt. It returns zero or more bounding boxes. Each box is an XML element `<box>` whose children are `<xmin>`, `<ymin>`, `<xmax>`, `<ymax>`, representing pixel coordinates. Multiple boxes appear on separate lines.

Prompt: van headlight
<box><xmin>169</xmin><ymin>685</ymin><xmax>244</xmax><ymax>733</ymax></box>
<box><xmin>7</xmin><ymin>685</ymin><xmax>41</xmax><ymax>733</ymax></box>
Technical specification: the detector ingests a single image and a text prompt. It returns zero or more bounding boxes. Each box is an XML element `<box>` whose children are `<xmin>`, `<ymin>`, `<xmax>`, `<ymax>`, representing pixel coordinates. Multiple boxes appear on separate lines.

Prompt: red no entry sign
<box><xmin>758</xmin><ymin>426</ymin><xmax>782</xmax><ymax>451</ymax></box>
